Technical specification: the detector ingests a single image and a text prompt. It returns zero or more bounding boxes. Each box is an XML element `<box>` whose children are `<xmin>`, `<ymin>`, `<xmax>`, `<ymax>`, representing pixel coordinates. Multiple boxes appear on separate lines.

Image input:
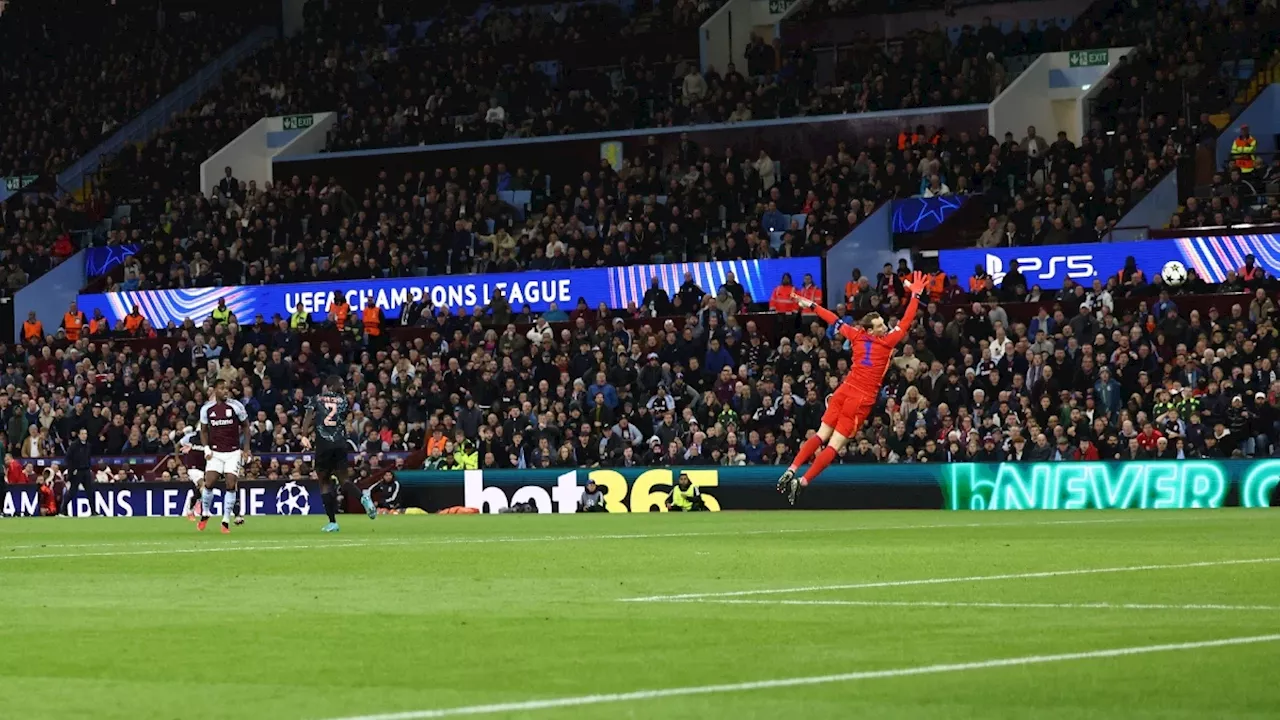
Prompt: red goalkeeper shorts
<box><xmin>821</xmin><ymin>385</ymin><xmax>873</xmax><ymax>438</ymax></box>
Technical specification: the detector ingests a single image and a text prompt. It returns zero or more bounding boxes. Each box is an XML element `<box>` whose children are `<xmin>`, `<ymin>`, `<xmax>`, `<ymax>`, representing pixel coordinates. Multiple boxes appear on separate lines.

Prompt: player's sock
<box><xmin>322</xmin><ymin>491</ymin><xmax>338</xmax><ymax>523</ymax></box>
<box><xmin>801</xmin><ymin>446</ymin><xmax>838</xmax><ymax>486</ymax></box>
<box><xmin>222</xmin><ymin>490</ymin><xmax>235</xmax><ymax>524</ymax></box>
<box><xmin>200</xmin><ymin>487</ymin><xmax>213</xmax><ymax>517</ymax></box>
<box><xmin>789</xmin><ymin>434</ymin><xmax>825</xmax><ymax>472</ymax></box>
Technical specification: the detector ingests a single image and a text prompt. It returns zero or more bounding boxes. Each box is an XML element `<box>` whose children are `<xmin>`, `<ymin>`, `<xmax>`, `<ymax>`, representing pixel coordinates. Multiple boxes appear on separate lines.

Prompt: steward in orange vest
<box><xmin>1231</xmin><ymin>125</ymin><xmax>1257</xmax><ymax>174</ymax></box>
<box><xmin>21</xmin><ymin>312</ymin><xmax>42</xmax><ymax>344</ymax></box>
<box><xmin>796</xmin><ymin>274</ymin><xmax>822</xmax><ymax>314</ymax></box>
<box><xmin>61</xmin><ymin>303</ymin><xmax>86</xmax><ymax>341</ymax></box>
<box><xmin>769</xmin><ymin>274</ymin><xmax>799</xmax><ymax>313</ymax></box>
<box><xmin>88</xmin><ymin>310</ymin><xmax>110</xmax><ymax>337</ymax></box>
<box><xmin>123</xmin><ymin>306</ymin><xmax>145</xmax><ymax>335</ymax></box>
<box><xmin>329</xmin><ymin>292</ymin><xmax>351</xmax><ymax>330</ymax></box>
<box><xmin>927</xmin><ymin>273</ymin><xmax>946</xmax><ymax>302</ymax></box>
<box><xmin>362</xmin><ymin>300</ymin><xmax>383</xmax><ymax>337</ymax></box>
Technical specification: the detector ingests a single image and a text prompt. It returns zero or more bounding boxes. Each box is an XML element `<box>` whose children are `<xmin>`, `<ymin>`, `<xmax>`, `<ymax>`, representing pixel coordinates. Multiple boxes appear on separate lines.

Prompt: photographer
<box><xmin>666</xmin><ymin>472</ymin><xmax>707</xmax><ymax>512</ymax></box>
<box><xmin>370</xmin><ymin>473</ymin><xmax>402</xmax><ymax>512</ymax></box>
<box><xmin>38</xmin><ymin>466</ymin><xmax>61</xmax><ymax>516</ymax></box>
<box><xmin>578</xmin><ymin>478</ymin><xmax>607</xmax><ymax>512</ymax></box>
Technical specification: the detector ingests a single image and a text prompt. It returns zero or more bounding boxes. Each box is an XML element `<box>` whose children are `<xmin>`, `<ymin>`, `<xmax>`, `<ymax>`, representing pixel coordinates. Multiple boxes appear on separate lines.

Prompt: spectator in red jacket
<box><xmin>1136</xmin><ymin>423</ymin><xmax>1165</xmax><ymax>452</ymax></box>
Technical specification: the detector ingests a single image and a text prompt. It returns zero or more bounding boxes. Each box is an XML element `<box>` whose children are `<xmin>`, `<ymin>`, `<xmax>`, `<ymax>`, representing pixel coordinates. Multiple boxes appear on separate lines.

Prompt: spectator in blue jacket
<box><xmin>761</xmin><ymin>201</ymin><xmax>788</xmax><ymax>232</ymax></box>
<box><xmin>1094</xmin><ymin>367</ymin><xmax>1122</xmax><ymax>419</ymax></box>
<box><xmin>587</xmin><ymin>371</ymin><xmax>619</xmax><ymax>410</ymax></box>
<box><xmin>704</xmin><ymin>336</ymin><xmax>734</xmax><ymax>377</ymax></box>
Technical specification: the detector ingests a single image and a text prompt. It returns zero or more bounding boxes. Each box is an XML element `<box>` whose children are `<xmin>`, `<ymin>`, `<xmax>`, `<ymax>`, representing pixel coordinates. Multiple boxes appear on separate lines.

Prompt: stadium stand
<box><xmin>0</xmin><ymin>0</ymin><xmax>269</xmax><ymax>179</ymax></box>
<box><xmin>6</xmin><ymin>0</ymin><xmax>1280</xmax><ymax>512</ymax></box>
<box><xmin>958</xmin><ymin>0</ymin><xmax>1280</xmax><ymax>248</ymax></box>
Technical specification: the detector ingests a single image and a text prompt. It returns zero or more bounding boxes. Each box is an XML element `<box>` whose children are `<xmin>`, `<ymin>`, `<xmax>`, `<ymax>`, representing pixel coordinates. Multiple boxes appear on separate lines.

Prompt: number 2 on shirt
<box><xmin>322</xmin><ymin>400</ymin><xmax>340</xmax><ymax>426</ymax></box>
<box><xmin>859</xmin><ymin>338</ymin><xmax>874</xmax><ymax>366</ymax></box>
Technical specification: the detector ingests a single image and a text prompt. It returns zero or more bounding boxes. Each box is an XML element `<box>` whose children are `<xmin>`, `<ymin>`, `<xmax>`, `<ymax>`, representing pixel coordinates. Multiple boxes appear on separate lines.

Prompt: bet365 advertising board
<box><xmin>395</xmin><ymin>461</ymin><xmax>1280</xmax><ymax>513</ymax></box>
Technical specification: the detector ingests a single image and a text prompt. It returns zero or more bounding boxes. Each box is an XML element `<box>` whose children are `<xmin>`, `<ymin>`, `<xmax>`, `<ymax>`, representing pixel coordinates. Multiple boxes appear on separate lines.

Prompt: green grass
<box><xmin>3</xmin><ymin>510</ymin><xmax>1280</xmax><ymax>719</ymax></box>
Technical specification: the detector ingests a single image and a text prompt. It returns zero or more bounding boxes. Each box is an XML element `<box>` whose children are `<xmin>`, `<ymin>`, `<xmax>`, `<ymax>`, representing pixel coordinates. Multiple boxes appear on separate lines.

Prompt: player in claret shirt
<box><xmin>197</xmin><ymin>379</ymin><xmax>250</xmax><ymax>533</ymax></box>
<box><xmin>777</xmin><ymin>271</ymin><xmax>930</xmax><ymax>505</ymax></box>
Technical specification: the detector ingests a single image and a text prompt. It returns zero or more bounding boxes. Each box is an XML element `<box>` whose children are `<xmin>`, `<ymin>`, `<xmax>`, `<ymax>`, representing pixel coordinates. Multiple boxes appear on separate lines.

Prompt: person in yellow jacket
<box><xmin>452</xmin><ymin>439</ymin><xmax>479</xmax><ymax>470</ymax></box>
<box><xmin>1232</xmin><ymin>124</ymin><xmax>1257</xmax><ymax>174</ymax></box>
<box><xmin>289</xmin><ymin>305</ymin><xmax>310</xmax><ymax>330</ymax></box>
<box><xmin>666</xmin><ymin>472</ymin><xmax>707</xmax><ymax>511</ymax></box>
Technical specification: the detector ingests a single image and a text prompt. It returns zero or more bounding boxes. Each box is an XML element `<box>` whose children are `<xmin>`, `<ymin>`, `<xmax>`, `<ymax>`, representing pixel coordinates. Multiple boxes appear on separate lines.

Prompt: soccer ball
<box><xmin>1161</xmin><ymin>260</ymin><xmax>1187</xmax><ymax>286</ymax></box>
<box><xmin>275</xmin><ymin>481</ymin><xmax>311</xmax><ymax>515</ymax></box>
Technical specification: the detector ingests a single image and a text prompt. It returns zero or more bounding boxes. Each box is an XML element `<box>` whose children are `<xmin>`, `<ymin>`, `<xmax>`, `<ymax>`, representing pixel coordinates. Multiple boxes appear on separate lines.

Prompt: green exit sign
<box><xmin>281</xmin><ymin>114</ymin><xmax>315</xmax><ymax>130</ymax></box>
<box><xmin>4</xmin><ymin>175</ymin><xmax>37</xmax><ymax>191</ymax></box>
<box><xmin>1068</xmin><ymin>49</ymin><xmax>1109</xmax><ymax>67</ymax></box>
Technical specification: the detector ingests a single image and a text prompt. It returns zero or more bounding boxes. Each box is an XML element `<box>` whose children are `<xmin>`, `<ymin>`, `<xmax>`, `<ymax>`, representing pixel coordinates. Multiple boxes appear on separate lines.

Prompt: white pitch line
<box><xmin>321</xmin><ymin>633</ymin><xmax>1280</xmax><ymax>720</ymax></box>
<box><xmin>679</xmin><ymin>598</ymin><xmax>1280</xmax><ymax>612</ymax></box>
<box><xmin>619</xmin><ymin>557</ymin><xmax>1280</xmax><ymax>602</ymax></box>
<box><xmin>0</xmin><ymin>514</ymin><xmax>1250</xmax><ymax>562</ymax></box>
<box><xmin>0</xmin><ymin>516</ymin><xmax>1155</xmax><ymax>560</ymax></box>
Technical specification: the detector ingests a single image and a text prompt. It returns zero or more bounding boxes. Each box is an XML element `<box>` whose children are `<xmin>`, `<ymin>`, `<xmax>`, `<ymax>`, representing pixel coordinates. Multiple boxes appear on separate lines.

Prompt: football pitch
<box><xmin>3</xmin><ymin>510</ymin><xmax>1279</xmax><ymax>719</ymax></box>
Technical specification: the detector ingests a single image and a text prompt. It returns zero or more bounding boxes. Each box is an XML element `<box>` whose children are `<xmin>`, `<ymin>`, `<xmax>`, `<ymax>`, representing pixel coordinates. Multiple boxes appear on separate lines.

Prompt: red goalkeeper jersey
<box><xmin>812</xmin><ymin>293</ymin><xmax>920</xmax><ymax>400</ymax></box>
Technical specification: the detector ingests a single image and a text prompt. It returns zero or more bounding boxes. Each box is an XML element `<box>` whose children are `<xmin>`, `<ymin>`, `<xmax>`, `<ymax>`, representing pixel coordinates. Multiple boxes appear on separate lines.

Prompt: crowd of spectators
<box><xmin>0</xmin><ymin>0</ymin><xmax>264</xmax><ymax>179</ymax></box>
<box><xmin>952</xmin><ymin>0</ymin><xmax>1276</xmax><ymax>249</ymax></box>
<box><xmin>1170</xmin><ymin>125</ymin><xmax>1280</xmax><ymax>230</ymax></box>
<box><xmin>106</xmin><ymin>123</ymin><xmax>966</xmax><ymax>294</ymax></box>
<box><xmin>104</xmin><ymin>0</ymin><xmax>1037</xmax><ymax>209</ymax></box>
<box><xmin>9</xmin><ymin>0</ymin><xmax>1280</xmax><ymax>503</ymax></box>
<box><xmin>10</xmin><ymin>251</ymin><xmax>1280</xmax><ymax>491</ymax></box>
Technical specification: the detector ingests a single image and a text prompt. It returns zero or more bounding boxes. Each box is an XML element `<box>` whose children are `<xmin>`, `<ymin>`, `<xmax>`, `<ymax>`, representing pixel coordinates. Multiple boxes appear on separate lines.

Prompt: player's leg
<box><xmin>789</xmin><ymin>409</ymin><xmax>863</xmax><ymax>505</ymax></box>
<box><xmin>779</xmin><ymin>388</ymin><xmax>846</xmax><ymax>493</ymax></box>
<box><xmin>198</xmin><ymin>468</ymin><xmax>220</xmax><ymax>531</ymax></box>
<box><xmin>220</xmin><ymin>472</ymin><xmax>239</xmax><ymax>533</ymax></box>
<box><xmin>318</xmin><ymin>449</ymin><xmax>341</xmax><ymax>532</ymax></box>
<box><xmin>185</xmin><ymin>471</ymin><xmax>202</xmax><ymax>520</ymax></box>
<box><xmin>336</xmin><ymin>458</ymin><xmax>376</xmax><ymax>519</ymax></box>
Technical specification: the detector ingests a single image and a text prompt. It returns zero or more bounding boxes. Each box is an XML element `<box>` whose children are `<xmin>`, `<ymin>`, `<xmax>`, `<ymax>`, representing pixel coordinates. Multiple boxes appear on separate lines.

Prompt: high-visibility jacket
<box><xmin>897</xmin><ymin>132</ymin><xmax>920</xmax><ymax>150</ymax></box>
<box><xmin>1241</xmin><ymin>265</ymin><xmax>1261</xmax><ymax>281</ymax></box>
<box><xmin>968</xmin><ymin>276</ymin><xmax>987</xmax><ymax>293</ymax></box>
<box><xmin>769</xmin><ymin>285</ymin><xmax>799</xmax><ymax>313</ymax></box>
<box><xmin>289</xmin><ymin>308</ymin><xmax>309</xmax><ymax>329</ymax></box>
<box><xmin>797</xmin><ymin>285</ymin><xmax>822</xmax><ymax>313</ymax></box>
<box><xmin>844</xmin><ymin>280</ymin><xmax>862</xmax><ymax>301</ymax></box>
<box><xmin>123</xmin><ymin>312</ymin><xmax>144</xmax><ymax>334</ymax></box>
<box><xmin>331</xmin><ymin>301</ymin><xmax>350</xmax><ymax>330</ymax></box>
<box><xmin>1232</xmin><ymin>136</ymin><xmax>1257</xmax><ymax>173</ymax></box>
<box><xmin>22</xmin><ymin>319</ymin><xmax>42</xmax><ymax>342</ymax></box>
<box><xmin>62</xmin><ymin>312</ymin><xmax>84</xmax><ymax>341</ymax></box>
<box><xmin>210</xmin><ymin>306</ymin><xmax>231</xmax><ymax>324</ymax></box>
<box><xmin>426</xmin><ymin>434</ymin><xmax>448</xmax><ymax>456</ymax></box>
<box><xmin>453</xmin><ymin>447</ymin><xmax>478</xmax><ymax>470</ymax></box>
<box><xmin>668</xmin><ymin>482</ymin><xmax>702</xmax><ymax>510</ymax></box>
<box><xmin>928</xmin><ymin>274</ymin><xmax>946</xmax><ymax>302</ymax></box>
<box><xmin>362</xmin><ymin>306</ymin><xmax>381</xmax><ymax>336</ymax></box>
<box><xmin>88</xmin><ymin>317</ymin><xmax>108</xmax><ymax>336</ymax></box>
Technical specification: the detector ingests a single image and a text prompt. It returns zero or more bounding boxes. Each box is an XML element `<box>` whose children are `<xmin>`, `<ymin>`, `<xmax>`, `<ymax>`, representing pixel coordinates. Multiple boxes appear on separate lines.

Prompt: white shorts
<box><xmin>207</xmin><ymin>450</ymin><xmax>242</xmax><ymax>477</ymax></box>
<box><xmin>188</xmin><ymin>468</ymin><xmax>205</xmax><ymax>484</ymax></box>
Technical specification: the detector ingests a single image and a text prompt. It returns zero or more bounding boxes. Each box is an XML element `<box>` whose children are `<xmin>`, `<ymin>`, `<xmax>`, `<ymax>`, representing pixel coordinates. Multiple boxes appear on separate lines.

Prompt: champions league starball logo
<box><xmin>275</xmin><ymin>481</ymin><xmax>311</xmax><ymax>514</ymax></box>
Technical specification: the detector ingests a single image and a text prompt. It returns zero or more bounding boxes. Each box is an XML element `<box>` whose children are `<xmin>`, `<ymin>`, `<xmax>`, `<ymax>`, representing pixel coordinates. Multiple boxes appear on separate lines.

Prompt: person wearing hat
<box><xmin>577</xmin><ymin>478</ymin><xmax>607</xmax><ymax>512</ymax></box>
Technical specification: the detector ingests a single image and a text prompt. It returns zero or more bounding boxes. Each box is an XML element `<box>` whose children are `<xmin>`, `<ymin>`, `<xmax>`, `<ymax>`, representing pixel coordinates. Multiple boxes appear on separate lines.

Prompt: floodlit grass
<box><xmin>2</xmin><ymin>510</ymin><xmax>1279</xmax><ymax>719</ymax></box>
